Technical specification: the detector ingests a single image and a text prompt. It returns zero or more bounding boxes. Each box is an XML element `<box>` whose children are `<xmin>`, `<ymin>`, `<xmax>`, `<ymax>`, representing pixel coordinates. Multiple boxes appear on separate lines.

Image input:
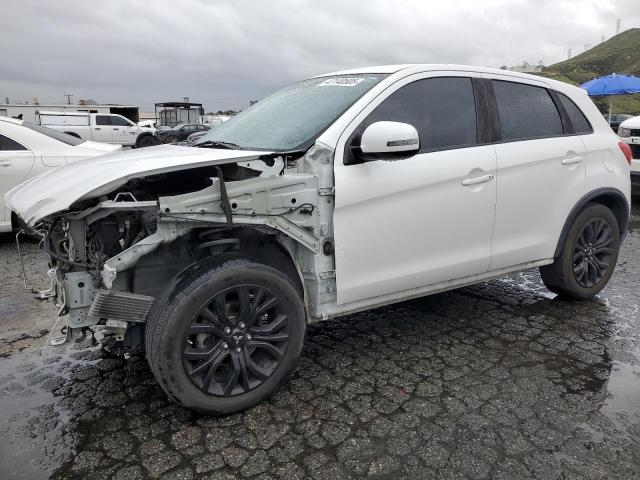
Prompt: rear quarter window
<box><xmin>557</xmin><ymin>92</ymin><xmax>593</xmax><ymax>134</ymax></box>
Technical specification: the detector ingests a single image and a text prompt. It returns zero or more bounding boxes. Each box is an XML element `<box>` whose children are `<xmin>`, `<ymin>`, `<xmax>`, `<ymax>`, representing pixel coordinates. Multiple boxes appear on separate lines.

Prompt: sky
<box><xmin>1</xmin><ymin>0</ymin><xmax>639</xmax><ymax>112</ymax></box>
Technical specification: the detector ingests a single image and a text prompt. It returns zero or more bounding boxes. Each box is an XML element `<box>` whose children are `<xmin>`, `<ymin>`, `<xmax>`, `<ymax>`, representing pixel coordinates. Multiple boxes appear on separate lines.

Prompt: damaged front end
<box><xmin>9</xmin><ymin>143</ymin><xmax>337</xmax><ymax>350</ymax></box>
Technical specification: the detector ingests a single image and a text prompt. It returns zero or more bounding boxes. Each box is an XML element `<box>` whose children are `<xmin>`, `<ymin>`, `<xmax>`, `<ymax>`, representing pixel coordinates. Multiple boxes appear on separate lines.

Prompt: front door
<box><xmin>110</xmin><ymin>115</ymin><xmax>136</xmax><ymax>145</ymax></box>
<box><xmin>333</xmin><ymin>74</ymin><xmax>498</xmax><ymax>305</ymax></box>
<box><xmin>0</xmin><ymin>134</ymin><xmax>34</xmax><ymax>225</ymax></box>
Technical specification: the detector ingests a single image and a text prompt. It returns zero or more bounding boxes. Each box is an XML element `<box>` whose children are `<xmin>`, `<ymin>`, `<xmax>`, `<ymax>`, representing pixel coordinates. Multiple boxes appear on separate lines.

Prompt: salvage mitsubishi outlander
<box><xmin>6</xmin><ymin>65</ymin><xmax>632</xmax><ymax>414</ymax></box>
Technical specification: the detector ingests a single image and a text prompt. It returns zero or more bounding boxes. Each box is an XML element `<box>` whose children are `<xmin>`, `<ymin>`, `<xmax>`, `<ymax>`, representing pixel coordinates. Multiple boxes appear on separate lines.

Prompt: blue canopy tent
<box><xmin>579</xmin><ymin>73</ymin><xmax>640</xmax><ymax>122</ymax></box>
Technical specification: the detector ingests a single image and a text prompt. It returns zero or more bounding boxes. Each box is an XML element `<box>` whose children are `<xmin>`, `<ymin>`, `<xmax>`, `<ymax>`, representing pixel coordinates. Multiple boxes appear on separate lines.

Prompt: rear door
<box><xmin>93</xmin><ymin>115</ymin><xmax>114</xmax><ymax>143</ymax></box>
<box><xmin>0</xmin><ymin>134</ymin><xmax>34</xmax><ymax>224</ymax></box>
<box><xmin>486</xmin><ymin>77</ymin><xmax>587</xmax><ymax>270</ymax></box>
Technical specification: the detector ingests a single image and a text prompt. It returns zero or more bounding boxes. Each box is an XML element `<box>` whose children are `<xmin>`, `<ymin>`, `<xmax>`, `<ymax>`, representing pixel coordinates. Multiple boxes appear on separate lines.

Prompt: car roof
<box><xmin>0</xmin><ymin>116</ymin><xmax>24</xmax><ymax>126</ymax></box>
<box><xmin>315</xmin><ymin>63</ymin><xmax>550</xmax><ymax>81</ymax></box>
<box><xmin>314</xmin><ymin>64</ymin><xmax>587</xmax><ymax>98</ymax></box>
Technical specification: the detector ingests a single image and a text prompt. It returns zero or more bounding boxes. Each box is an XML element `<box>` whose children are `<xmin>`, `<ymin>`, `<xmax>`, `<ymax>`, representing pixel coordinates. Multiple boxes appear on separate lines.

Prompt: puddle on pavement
<box><xmin>601</xmin><ymin>361</ymin><xmax>640</xmax><ymax>429</ymax></box>
<box><xmin>0</xmin><ymin>351</ymin><xmax>76</xmax><ymax>480</ymax></box>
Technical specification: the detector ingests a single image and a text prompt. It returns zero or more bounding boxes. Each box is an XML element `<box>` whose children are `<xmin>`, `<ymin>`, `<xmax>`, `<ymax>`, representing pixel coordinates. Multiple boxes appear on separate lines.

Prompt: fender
<box><xmin>553</xmin><ymin>187</ymin><xmax>630</xmax><ymax>258</ymax></box>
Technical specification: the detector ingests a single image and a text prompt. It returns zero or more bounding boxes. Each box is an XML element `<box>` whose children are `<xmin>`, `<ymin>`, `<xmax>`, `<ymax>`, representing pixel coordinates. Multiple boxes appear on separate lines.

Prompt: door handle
<box><xmin>461</xmin><ymin>174</ymin><xmax>494</xmax><ymax>186</ymax></box>
<box><xmin>113</xmin><ymin>128</ymin><xmax>119</xmax><ymax>131</ymax></box>
<box><xmin>95</xmin><ymin>127</ymin><xmax>101</xmax><ymax>130</ymax></box>
<box><xmin>561</xmin><ymin>156</ymin><xmax>583</xmax><ymax>165</ymax></box>
<box><xmin>0</xmin><ymin>160</ymin><xmax>12</xmax><ymax>167</ymax></box>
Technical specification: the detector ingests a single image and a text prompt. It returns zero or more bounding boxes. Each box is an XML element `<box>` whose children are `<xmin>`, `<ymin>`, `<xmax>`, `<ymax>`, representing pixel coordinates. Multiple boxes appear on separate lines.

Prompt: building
<box><xmin>155</xmin><ymin>102</ymin><xmax>204</xmax><ymax>127</ymax></box>
<box><xmin>0</xmin><ymin>103</ymin><xmax>141</xmax><ymax>123</ymax></box>
<box><xmin>508</xmin><ymin>62</ymin><xmax>544</xmax><ymax>74</ymax></box>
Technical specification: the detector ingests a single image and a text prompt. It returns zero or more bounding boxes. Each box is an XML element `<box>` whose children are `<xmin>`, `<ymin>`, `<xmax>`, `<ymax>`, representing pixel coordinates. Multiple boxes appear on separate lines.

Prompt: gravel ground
<box><xmin>0</xmin><ymin>205</ymin><xmax>638</xmax><ymax>480</ymax></box>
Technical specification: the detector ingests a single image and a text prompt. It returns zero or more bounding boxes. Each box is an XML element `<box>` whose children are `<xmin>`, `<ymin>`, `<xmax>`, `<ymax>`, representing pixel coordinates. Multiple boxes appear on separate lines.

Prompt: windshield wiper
<box><xmin>193</xmin><ymin>140</ymin><xmax>241</xmax><ymax>150</ymax></box>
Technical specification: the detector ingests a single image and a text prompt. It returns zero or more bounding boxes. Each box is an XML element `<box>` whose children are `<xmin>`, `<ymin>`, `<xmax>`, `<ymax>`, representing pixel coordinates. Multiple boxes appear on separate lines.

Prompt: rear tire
<box><xmin>145</xmin><ymin>259</ymin><xmax>305</xmax><ymax>414</ymax></box>
<box><xmin>540</xmin><ymin>204</ymin><xmax>620</xmax><ymax>300</ymax></box>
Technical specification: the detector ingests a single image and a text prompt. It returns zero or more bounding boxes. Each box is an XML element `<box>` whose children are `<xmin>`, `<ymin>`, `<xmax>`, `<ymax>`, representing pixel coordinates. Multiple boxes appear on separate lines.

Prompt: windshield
<box><xmin>194</xmin><ymin>74</ymin><xmax>387</xmax><ymax>151</ymax></box>
<box><xmin>22</xmin><ymin>121</ymin><xmax>84</xmax><ymax>146</ymax></box>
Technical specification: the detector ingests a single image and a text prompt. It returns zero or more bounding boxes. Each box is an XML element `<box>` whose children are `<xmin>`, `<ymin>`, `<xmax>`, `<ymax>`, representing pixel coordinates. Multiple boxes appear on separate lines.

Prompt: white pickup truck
<box><xmin>38</xmin><ymin>111</ymin><xmax>157</xmax><ymax>148</ymax></box>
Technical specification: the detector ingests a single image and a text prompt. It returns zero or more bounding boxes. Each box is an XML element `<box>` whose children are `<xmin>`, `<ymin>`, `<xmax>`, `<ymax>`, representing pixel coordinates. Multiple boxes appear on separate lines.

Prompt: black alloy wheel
<box><xmin>572</xmin><ymin>217</ymin><xmax>614</xmax><ymax>288</ymax></box>
<box><xmin>145</xmin><ymin>259</ymin><xmax>305</xmax><ymax>414</ymax></box>
<box><xmin>183</xmin><ymin>285</ymin><xmax>290</xmax><ymax>397</ymax></box>
<box><xmin>539</xmin><ymin>203</ymin><xmax>620</xmax><ymax>300</ymax></box>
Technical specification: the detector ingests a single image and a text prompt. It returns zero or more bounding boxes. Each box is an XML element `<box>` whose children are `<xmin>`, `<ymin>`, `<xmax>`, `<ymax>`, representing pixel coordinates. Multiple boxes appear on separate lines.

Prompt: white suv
<box><xmin>6</xmin><ymin>65</ymin><xmax>632</xmax><ymax>414</ymax></box>
<box><xmin>617</xmin><ymin>116</ymin><xmax>640</xmax><ymax>195</ymax></box>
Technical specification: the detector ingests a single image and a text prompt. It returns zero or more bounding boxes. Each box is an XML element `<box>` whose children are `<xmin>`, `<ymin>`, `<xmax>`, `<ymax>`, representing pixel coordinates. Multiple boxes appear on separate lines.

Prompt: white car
<box><xmin>617</xmin><ymin>116</ymin><xmax>640</xmax><ymax>195</ymax></box>
<box><xmin>6</xmin><ymin>64</ymin><xmax>632</xmax><ymax>414</ymax></box>
<box><xmin>0</xmin><ymin>116</ymin><xmax>120</xmax><ymax>232</ymax></box>
<box><xmin>38</xmin><ymin>111</ymin><xmax>157</xmax><ymax>148</ymax></box>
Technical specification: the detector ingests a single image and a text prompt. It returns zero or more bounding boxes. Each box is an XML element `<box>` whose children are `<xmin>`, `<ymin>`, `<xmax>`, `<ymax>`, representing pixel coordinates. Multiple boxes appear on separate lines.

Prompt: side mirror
<box><xmin>360</xmin><ymin>121</ymin><xmax>420</xmax><ymax>156</ymax></box>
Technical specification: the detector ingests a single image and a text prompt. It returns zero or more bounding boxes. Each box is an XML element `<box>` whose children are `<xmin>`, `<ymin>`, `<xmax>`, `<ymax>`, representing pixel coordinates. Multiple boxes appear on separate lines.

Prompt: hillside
<box><xmin>537</xmin><ymin>28</ymin><xmax>640</xmax><ymax>115</ymax></box>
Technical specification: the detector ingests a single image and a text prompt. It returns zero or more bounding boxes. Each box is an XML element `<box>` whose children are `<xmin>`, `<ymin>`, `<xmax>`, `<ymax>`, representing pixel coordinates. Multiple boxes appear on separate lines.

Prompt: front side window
<box><xmin>0</xmin><ymin>133</ymin><xmax>27</xmax><ymax>151</ymax></box>
<box><xmin>96</xmin><ymin>115</ymin><xmax>112</xmax><ymax>126</ymax></box>
<box><xmin>110</xmin><ymin>116</ymin><xmax>132</xmax><ymax>127</ymax></box>
<box><xmin>194</xmin><ymin>74</ymin><xmax>387</xmax><ymax>151</ymax></box>
<box><xmin>358</xmin><ymin>77</ymin><xmax>478</xmax><ymax>153</ymax></box>
<box><xmin>492</xmin><ymin>80</ymin><xmax>563</xmax><ymax>141</ymax></box>
<box><xmin>557</xmin><ymin>93</ymin><xmax>592</xmax><ymax>134</ymax></box>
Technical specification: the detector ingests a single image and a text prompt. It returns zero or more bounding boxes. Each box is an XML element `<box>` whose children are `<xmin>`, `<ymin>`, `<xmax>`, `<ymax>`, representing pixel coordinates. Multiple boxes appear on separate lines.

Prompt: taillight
<box><xmin>618</xmin><ymin>141</ymin><xmax>632</xmax><ymax>165</ymax></box>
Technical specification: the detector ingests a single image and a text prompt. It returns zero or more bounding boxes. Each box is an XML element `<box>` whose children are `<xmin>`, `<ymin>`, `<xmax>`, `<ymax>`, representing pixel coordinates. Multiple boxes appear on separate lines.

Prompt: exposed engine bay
<box><xmin>26</xmin><ymin>144</ymin><xmax>337</xmax><ymax>349</ymax></box>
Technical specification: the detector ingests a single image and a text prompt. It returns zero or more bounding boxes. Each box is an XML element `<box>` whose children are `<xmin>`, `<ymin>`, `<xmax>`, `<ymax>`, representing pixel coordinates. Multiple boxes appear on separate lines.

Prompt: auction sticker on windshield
<box><xmin>318</xmin><ymin>77</ymin><xmax>365</xmax><ymax>87</ymax></box>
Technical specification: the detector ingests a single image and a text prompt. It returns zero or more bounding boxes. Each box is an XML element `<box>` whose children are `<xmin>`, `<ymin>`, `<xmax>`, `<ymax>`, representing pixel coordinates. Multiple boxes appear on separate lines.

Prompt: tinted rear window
<box><xmin>557</xmin><ymin>92</ymin><xmax>592</xmax><ymax>134</ymax></box>
<box><xmin>0</xmin><ymin>133</ymin><xmax>27</xmax><ymax>150</ymax></box>
<box><xmin>96</xmin><ymin>115</ymin><xmax>112</xmax><ymax>126</ymax></box>
<box><xmin>492</xmin><ymin>80</ymin><xmax>563</xmax><ymax>141</ymax></box>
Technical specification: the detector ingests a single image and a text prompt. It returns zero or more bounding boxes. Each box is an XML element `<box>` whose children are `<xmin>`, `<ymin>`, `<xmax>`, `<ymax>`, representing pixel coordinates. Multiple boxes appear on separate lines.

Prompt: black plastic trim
<box><xmin>553</xmin><ymin>187</ymin><xmax>630</xmax><ymax>258</ymax></box>
<box><xmin>548</xmin><ymin>89</ymin><xmax>575</xmax><ymax>135</ymax></box>
<box><xmin>631</xmin><ymin>172</ymin><xmax>640</xmax><ymax>196</ymax></box>
<box><xmin>481</xmin><ymin>79</ymin><xmax>501</xmax><ymax>143</ymax></box>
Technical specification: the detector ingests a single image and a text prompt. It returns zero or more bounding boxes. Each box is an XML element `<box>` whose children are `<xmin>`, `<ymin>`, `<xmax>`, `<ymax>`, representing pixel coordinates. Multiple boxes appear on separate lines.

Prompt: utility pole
<box><xmin>567</xmin><ymin>48</ymin><xmax>572</xmax><ymax>59</ymax></box>
<box><xmin>64</xmin><ymin>93</ymin><xmax>73</xmax><ymax>105</ymax></box>
<box><xmin>616</xmin><ymin>19</ymin><xmax>621</xmax><ymax>34</ymax></box>
<box><xmin>601</xmin><ymin>35</ymin><xmax>605</xmax><ymax>43</ymax></box>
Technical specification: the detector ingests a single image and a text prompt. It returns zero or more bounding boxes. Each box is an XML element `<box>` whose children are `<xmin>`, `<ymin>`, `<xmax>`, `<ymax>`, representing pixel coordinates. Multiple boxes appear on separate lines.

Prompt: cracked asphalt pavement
<box><xmin>1</xmin><ymin>204</ymin><xmax>639</xmax><ymax>479</ymax></box>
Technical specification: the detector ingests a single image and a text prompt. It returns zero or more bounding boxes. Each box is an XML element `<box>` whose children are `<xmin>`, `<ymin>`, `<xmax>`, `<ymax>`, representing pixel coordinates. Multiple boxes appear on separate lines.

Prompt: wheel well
<box><xmin>135</xmin><ymin>132</ymin><xmax>153</xmax><ymax>145</ymax></box>
<box><xmin>589</xmin><ymin>193</ymin><xmax>629</xmax><ymax>232</ymax></box>
<box><xmin>553</xmin><ymin>188</ymin><xmax>630</xmax><ymax>257</ymax></box>
<box><xmin>130</xmin><ymin>227</ymin><xmax>304</xmax><ymax>298</ymax></box>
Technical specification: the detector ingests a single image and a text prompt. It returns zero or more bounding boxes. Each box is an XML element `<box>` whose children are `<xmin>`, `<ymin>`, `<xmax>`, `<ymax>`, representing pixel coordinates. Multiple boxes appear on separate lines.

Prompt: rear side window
<box><xmin>492</xmin><ymin>80</ymin><xmax>563</xmax><ymax>141</ymax></box>
<box><xmin>96</xmin><ymin>115</ymin><xmax>112</xmax><ymax>126</ymax></box>
<box><xmin>557</xmin><ymin>93</ymin><xmax>592</xmax><ymax>134</ymax></box>
<box><xmin>0</xmin><ymin>134</ymin><xmax>27</xmax><ymax>151</ymax></box>
<box><xmin>362</xmin><ymin>77</ymin><xmax>478</xmax><ymax>152</ymax></box>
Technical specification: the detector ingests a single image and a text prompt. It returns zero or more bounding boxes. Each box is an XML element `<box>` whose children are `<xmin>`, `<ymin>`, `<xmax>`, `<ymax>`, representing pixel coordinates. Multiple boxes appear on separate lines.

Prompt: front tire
<box><xmin>136</xmin><ymin>134</ymin><xmax>157</xmax><ymax>148</ymax></box>
<box><xmin>540</xmin><ymin>203</ymin><xmax>620</xmax><ymax>300</ymax></box>
<box><xmin>145</xmin><ymin>259</ymin><xmax>305</xmax><ymax>414</ymax></box>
